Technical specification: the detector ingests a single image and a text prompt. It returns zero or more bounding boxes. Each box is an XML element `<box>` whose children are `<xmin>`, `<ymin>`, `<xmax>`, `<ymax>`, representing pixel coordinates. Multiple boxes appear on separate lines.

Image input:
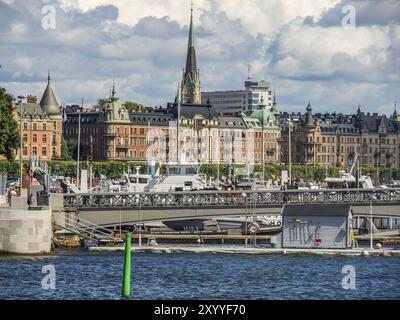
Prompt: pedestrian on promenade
<box><xmin>6</xmin><ymin>188</ymin><xmax>12</xmax><ymax>207</ymax></box>
<box><xmin>27</xmin><ymin>192</ymin><xmax>33</xmax><ymax>209</ymax></box>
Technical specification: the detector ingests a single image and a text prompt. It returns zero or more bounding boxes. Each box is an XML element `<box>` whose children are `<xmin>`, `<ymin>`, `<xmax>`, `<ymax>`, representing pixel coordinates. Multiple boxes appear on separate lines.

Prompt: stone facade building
<box><xmin>354</xmin><ymin>108</ymin><xmax>400</xmax><ymax>167</ymax></box>
<box><xmin>281</xmin><ymin>103</ymin><xmax>400</xmax><ymax>168</ymax></box>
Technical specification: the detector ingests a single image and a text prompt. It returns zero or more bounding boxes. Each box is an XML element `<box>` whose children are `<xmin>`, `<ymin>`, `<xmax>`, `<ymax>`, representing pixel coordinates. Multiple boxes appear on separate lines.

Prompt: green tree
<box><xmin>0</xmin><ymin>87</ymin><xmax>19</xmax><ymax>162</ymax></box>
<box><xmin>66</xmin><ymin>139</ymin><xmax>78</xmax><ymax>160</ymax></box>
<box><xmin>61</xmin><ymin>137</ymin><xmax>72</xmax><ymax>160</ymax></box>
<box><xmin>123</xmin><ymin>101</ymin><xmax>146</xmax><ymax>112</ymax></box>
<box><xmin>96</xmin><ymin>98</ymin><xmax>109</xmax><ymax>109</ymax></box>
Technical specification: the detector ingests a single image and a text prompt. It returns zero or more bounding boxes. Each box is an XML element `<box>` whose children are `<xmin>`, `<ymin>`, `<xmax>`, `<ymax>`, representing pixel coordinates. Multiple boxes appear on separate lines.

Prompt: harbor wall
<box><xmin>0</xmin><ymin>208</ymin><xmax>52</xmax><ymax>254</ymax></box>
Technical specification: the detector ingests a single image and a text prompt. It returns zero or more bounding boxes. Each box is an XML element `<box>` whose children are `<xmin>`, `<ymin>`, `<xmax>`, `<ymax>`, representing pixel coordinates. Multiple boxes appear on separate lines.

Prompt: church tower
<box><xmin>181</xmin><ymin>3</ymin><xmax>201</xmax><ymax>104</ymax></box>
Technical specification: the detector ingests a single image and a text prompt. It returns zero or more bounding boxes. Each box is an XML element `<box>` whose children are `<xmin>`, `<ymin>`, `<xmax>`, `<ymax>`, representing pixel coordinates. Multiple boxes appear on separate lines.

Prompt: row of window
<box><xmin>108</xmin><ymin>150</ymin><xmax>146</xmax><ymax>159</ymax></box>
<box><xmin>310</xmin><ymin>136</ymin><xmax>361</xmax><ymax>144</ymax></box>
<box><xmin>23</xmin><ymin>133</ymin><xmax>57</xmax><ymax>144</ymax></box>
<box><xmin>365</xmin><ymin>147</ymin><xmax>398</xmax><ymax>155</ymax></box>
<box><xmin>22</xmin><ymin>121</ymin><xmax>58</xmax><ymax>131</ymax></box>
<box><xmin>309</xmin><ymin>136</ymin><xmax>398</xmax><ymax>145</ymax></box>
<box><xmin>22</xmin><ymin>146</ymin><xmax>57</xmax><ymax>157</ymax></box>
<box><xmin>363</xmin><ymin>138</ymin><xmax>398</xmax><ymax>145</ymax></box>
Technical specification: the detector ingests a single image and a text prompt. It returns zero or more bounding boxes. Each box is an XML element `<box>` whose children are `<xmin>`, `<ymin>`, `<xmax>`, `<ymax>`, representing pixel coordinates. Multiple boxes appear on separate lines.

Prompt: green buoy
<box><xmin>121</xmin><ymin>233</ymin><xmax>131</xmax><ymax>298</ymax></box>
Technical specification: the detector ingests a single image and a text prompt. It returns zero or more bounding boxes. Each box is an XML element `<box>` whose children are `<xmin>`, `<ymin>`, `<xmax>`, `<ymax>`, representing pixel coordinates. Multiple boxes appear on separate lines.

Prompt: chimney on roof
<box><xmin>27</xmin><ymin>95</ymin><xmax>37</xmax><ymax>104</ymax></box>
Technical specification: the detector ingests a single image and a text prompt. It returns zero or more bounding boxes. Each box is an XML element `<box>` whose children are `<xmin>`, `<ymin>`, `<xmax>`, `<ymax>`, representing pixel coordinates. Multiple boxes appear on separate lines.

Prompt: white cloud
<box><xmin>0</xmin><ymin>0</ymin><xmax>399</xmax><ymax>116</ymax></box>
<box><xmin>271</xmin><ymin>21</ymin><xmax>393</xmax><ymax>83</ymax></box>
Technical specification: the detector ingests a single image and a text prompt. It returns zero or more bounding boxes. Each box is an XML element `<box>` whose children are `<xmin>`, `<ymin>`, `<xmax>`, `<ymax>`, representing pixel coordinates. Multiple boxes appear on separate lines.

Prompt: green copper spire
<box><xmin>270</xmin><ymin>91</ymin><xmax>279</xmax><ymax>115</ymax></box>
<box><xmin>188</xmin><ymin>1</ymin><xmax>195</xmax><ymax>49</ymax></box>
<box><xmin>181</xmin><ymin>1</ymin><xmax>201</xmax><ymax>104</ymax></box>
<box><xmin>185</xmin><ymin>1</ymin><xmax>197</xmax><ymax>74</ymax></box>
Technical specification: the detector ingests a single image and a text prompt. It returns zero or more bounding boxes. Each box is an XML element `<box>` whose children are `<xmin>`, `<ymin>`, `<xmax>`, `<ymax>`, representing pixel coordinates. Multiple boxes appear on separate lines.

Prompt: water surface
<box><xmin>0</xmin><ymin>250</ymin><xmax>399</xmax><ymax>300</ymax></box>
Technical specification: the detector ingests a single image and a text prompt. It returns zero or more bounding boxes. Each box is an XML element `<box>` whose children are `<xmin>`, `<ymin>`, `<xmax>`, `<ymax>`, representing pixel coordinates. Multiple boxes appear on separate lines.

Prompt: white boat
<box><xmin>144</xmin><ymin>164</ymin><xmax>217</xmax><ymax>192</ymax></box>
<box><xmin>324</xmin><ymin>156</ymin><xmax>374</xmax><ymax>189</ymax></box>
<box><xmin>124</xmin><ymin>173</ymin><xmax>153</xmax><ymax>193</ymax></box>
<box><xmin>325</xmin><ymin>173</ymin><xmax>374</xmax><ymax>189</ymax></box>
<box><xmin>297</xmin><ymin>181</ymin><xmax>320</xmax><ymax>190</ymax></box>
<box><xmin>236</xmin><ymin>178</ymin><xmax>277</xmax><ymax>191</ymax></box>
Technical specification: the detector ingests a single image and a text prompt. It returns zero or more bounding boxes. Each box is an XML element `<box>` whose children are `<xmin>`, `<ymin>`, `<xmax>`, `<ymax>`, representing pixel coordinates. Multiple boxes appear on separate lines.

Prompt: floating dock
<box><xmin>88</xmin><ymin>245</ymin><xmax>400</xmax><ymax>256</ymax></box>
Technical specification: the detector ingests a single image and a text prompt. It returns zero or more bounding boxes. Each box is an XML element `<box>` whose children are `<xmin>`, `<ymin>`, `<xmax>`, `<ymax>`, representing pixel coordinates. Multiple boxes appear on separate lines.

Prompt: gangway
<box><xmin>53</xmin><ymin>211</ymin><xmax>119</xmax><ymax>241</ymax></box>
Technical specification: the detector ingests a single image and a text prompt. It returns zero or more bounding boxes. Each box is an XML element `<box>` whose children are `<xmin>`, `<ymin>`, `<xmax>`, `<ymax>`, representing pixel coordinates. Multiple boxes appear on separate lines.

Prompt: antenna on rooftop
<box><xmin>247</xmin><ymin>64</ymin><xmax>252</xmax><ymax>80</ymax></box>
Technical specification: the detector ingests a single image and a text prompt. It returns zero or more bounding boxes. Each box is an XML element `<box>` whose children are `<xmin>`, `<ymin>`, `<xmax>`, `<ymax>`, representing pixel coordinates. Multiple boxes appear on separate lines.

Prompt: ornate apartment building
<box><xmin>281</xmin><ymin>103</ymin><xmax>400</xmax><ymax>167</ymax></box>
<box><xmin>63</xmin><ymin>90</ymin><xmax>282</xmax><ymax>165</ymax></box>
<box><xmin>13</xmin><ymin>74</ymin><xmax>63</xmax><ymax>161</ymax></box>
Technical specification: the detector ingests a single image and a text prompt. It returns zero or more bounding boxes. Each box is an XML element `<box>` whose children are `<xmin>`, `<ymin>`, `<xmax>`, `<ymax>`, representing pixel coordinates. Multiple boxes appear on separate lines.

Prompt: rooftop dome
<box><xmin>40</xmin><ymin>73</ymin><xmax>60</xmax><ymax>116</ymax></box>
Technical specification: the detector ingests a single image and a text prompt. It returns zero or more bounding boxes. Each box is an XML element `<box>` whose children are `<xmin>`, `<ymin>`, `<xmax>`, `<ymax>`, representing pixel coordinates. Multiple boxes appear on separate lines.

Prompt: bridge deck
<box><xmin>61</xmin><ymin>189</ymin><xmax>400</xmax><ymax>227</ymax></box>
<box><xmin>64</xmin><ymin>188</ymin><xmax>400</xmax><ymax>209</ymax></box>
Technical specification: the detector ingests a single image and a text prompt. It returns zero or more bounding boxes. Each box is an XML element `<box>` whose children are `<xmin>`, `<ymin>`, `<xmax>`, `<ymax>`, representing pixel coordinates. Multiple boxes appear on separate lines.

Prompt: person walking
<box><xmin>6</xmin><ymin>188</ymin><xmax>12</xmax><ymax>207</ymax></box>
<box><xmin>27</xmin><ymin>192</ymin><xmax>33</xmax><ymax>209</ymax></box>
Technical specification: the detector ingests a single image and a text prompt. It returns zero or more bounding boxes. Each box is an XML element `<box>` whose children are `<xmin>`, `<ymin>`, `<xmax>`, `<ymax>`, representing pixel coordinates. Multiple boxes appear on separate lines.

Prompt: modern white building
<box><xmin>202</xmin><ymin>79</ymin><xmax>273</xmax><ymax>115</ymax></box>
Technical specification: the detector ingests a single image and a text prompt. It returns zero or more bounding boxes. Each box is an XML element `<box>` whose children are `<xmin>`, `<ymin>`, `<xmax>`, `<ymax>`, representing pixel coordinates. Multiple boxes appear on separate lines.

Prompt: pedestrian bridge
<box><xmin>62</xmin><ymin>189</ymin><xmax>400</xmax><ymax>227</ymax></box>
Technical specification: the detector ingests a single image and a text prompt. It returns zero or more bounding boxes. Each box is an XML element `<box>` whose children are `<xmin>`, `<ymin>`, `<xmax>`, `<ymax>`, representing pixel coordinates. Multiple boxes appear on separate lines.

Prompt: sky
<box><xmin>0</xmin><ymin>0</ymin><xmax>399</xmax><ymax>115</ymax></box>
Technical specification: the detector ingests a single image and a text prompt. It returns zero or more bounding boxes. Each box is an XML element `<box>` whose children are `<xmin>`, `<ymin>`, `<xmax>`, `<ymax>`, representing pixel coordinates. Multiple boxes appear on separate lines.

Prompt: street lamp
<box><xmin>242</xmin><ymin>192</ymin><xmax>248</xmax><ymax>248</ymax></box>
<box><xmin>18</xmin><ymin>95</ymin><xmax>25</xmax><ymax>194</ymax></box>
<box><xmin>76</xmin><ymin>113</ymin><xmax>81</xmax><ymax>186</ymax></box>
<box><xmin>286</xmin><ymin>117</ymin><xmax>293</xmax><ymax>186</ymax></box>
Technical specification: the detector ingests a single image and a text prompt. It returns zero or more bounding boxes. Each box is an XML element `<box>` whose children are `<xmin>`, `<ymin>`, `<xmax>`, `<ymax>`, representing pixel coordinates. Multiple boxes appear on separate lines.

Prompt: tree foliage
<box><xmin>61</xmin><ymin>137</ymin><xmax>72</xmax><ymax>160</ymax></box>
<box><xmin>96</xmin><ymin>98</ymin><xmax>108</xmax><ymax>109</ymax></box>
<box><xmin>1</xmin><ymin>159</ymin><xmax>400</xmax><ymax>183</ymax></box>
<box><xmin>123</xmin><ymin>101</ymin><xmax>146</xmax><ymax>112</ymax></box>
<box><xmin>0</xmin><ymin>87</ymin><xmax>19</xmax><ymax>162</ymax></box>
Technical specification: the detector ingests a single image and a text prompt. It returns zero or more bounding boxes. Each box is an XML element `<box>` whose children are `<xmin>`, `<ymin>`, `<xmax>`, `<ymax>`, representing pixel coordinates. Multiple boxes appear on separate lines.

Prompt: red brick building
<box><xmin>14</xmin><ymin>74</ymin><xmax>62</xmax><ymax>161</ymax></box>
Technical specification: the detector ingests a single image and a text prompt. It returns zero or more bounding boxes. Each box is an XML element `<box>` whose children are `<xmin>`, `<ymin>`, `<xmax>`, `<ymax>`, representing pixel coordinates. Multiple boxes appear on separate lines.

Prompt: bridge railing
<box><xmin>63</xmin><ymin>188</ymin><xmax>400</xmax><ymax>209</ymax></box>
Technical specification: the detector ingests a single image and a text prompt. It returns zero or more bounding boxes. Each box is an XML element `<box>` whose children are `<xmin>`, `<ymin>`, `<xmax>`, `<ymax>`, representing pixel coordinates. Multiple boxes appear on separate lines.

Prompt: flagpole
<box><xmin>177</xmin><ymin>83</ymin><xmax>181</xmax><ymax>164</ymax></box>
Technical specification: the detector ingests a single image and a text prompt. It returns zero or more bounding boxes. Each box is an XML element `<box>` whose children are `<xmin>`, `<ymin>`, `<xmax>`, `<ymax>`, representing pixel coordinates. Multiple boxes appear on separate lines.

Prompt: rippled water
<box><xmin>0</xmin><ymin>250</ymin><xmax>399</xmax><ymax>300</ymax></box>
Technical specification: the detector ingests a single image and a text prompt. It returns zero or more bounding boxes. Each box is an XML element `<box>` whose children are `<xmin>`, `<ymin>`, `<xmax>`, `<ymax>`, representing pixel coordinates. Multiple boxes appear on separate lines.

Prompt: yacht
<box><xmin>144</xmin><ymin>164</ymin><xmax>217</xmax><ymax>192</ymax></box>
<box><xmin>124</xmin><ymin>171</ymin><xmax>153</xmax><ymax>193</ymax></box>
<box><xmin>324</xmin><ymin>173</ymin><xmax>374</xmax><ymax>189</ymax></box>
<box><xmin>324</xmin><ymin>156</ymin><xmax>374</xmax><ymax>189</ymax></box>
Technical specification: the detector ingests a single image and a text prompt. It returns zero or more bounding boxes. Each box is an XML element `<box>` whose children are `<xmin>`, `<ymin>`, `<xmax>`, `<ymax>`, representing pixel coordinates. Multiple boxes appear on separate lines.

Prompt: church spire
<box><xmin>181</xmin><ymin>1</ymin><xmax>201</xmax><ymax>104</ymax></box>
<box><xmin>185</xmin><ymin>2</ymin><xmax>197</xmax><ymax>82</ymax></box>
<box><xmin>188</xmin><ymin>1</ymin><xmax>195</xmax><ymax>50</ymax></box>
